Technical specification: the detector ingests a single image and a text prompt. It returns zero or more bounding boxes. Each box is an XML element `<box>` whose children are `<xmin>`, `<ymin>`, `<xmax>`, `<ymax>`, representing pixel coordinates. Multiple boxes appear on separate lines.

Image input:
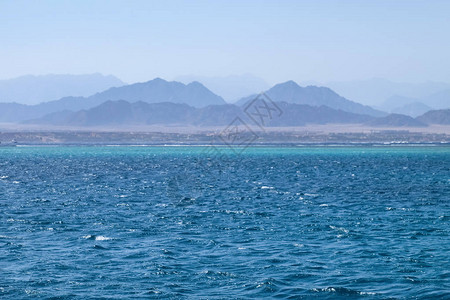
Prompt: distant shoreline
<box><xmin>5</xmin><ymin>143</ymin><xmax>450</xmax><ymax>148</ymax></box>
<box><xmin>1</xmin><ymin>127</ymin><xmax>449</xmax><ymax>146</ymax></box>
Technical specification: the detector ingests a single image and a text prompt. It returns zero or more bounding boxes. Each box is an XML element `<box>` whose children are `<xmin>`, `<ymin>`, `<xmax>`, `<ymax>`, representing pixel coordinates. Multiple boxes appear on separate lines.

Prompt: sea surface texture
<box><xmin>0</xmin><ymin>146</ymin><xmax>449</xmax><ymax>299</ymax></box>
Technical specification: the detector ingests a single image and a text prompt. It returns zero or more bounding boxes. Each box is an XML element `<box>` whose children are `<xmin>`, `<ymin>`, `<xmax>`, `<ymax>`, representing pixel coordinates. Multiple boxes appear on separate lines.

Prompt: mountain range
<box><xmin>26</xmin><ymin>100</ymin><xmax>375</xmax><ymax>127</ymax></box>
<box><xmin>0</xmin><ymin>78</ymin><xmax>226</xmax><ymax>122</ymax></box>
<box><xmin>235</xmin><ymin>81</ymin><xmax>385</xmax><ymax>117</ymax></box>
<box><xmin>26</xmin><ymin>99</ymin><xmax>449</xmax><ymax>128</ymax></box>
<box><xmin>0</xmin><ymin>76</ymin><xmax>449</xmax><ymax>128</ymax></box>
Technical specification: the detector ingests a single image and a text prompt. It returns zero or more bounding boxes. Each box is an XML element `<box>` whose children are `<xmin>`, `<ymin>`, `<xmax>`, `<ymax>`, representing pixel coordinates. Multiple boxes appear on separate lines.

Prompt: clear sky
<box><xmin>1</xmin><ymin>0</ymin><xmax>449</xmax><ymax>84</ymax></box>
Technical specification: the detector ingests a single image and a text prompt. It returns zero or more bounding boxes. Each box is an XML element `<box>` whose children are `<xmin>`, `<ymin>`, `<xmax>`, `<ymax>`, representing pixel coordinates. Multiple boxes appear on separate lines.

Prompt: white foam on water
<box><xmin>95</xmin><ymin>236</ymin><xmax>112</xmax><ymax>241</ymax></box>
<box><xmin>330</xmin><ymin>225</ymin><xmax>349</xmax><ymax>234</ymax></box>
<box><xmin>261</xmin><ymin>186</ymin><xmax>274</xmax><ymax>189</ymax></box>
<box><xmin>83</xmin><ymin>235</ymin><xmax>112</xmax><ymax>241</ymax></box>
<box><xmin>304</xmin><ymin>193</ymin><xmax>319</xmax><ymax>197</ymax></box>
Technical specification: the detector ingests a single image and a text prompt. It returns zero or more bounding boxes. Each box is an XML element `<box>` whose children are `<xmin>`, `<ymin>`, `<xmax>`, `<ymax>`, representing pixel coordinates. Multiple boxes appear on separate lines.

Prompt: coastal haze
<box><xmin>0</xmin><ymin>76</ymin><xmax>449</xmax><ymax>144</ymax></box>
<box><xmin>1</xmin><ymin>1</ymin><xmax>450</xmax><ymax>144</ymax></box>
<box><xmin>1</xmin><ymin>1</ymin><xmax>450</xmax><ymax>299</ymax></box>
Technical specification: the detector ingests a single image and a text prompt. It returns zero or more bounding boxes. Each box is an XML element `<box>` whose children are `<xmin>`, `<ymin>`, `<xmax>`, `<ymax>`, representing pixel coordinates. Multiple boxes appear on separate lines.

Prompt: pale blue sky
<box><xmin>1</xmin><ymin>0</ymin><xmax>449</xmax><ymax>84</ymax></box>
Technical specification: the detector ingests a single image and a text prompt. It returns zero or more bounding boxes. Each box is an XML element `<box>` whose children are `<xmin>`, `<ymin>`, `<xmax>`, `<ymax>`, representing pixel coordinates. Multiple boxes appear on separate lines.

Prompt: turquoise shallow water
<box><xmin>0</xmin><ymin>146</ymin><xmax>449</xmax><ymax>299</ymax></box>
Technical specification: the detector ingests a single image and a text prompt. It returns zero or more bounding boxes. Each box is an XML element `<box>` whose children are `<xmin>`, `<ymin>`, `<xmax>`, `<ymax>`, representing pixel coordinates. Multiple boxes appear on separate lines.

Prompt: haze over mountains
<box><xmin>322</xmin><ymin>78</ymin><xmax>450</xmax><ymax>106</ymax></box>
<box><xmin>0</xmin><ymin>74</ymin><xmax>449</xmax><ymax>129</ymax></box>
<box><xmin>0</xmin><ymin>78</ymin><xmax>226</xmax><ymax>122</ymax></box>
<box><xmin>0</xmin><ymin>74</ymin><xmax>125</xmax><ymax>105</ymax></box>
<box><xmin>302</xmin><ymin>78</ymin><xmax>450</xmax><ymax>117</ymax></box>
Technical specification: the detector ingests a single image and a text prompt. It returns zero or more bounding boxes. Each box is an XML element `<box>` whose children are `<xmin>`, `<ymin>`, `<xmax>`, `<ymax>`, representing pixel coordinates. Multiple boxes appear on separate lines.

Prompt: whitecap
<box><xmin>261</xmin><ymin>186</ymin><xmax>274</xmax><ymax>189</ymax></box>
<box><xmin>83</xmin><ymin>235</ymin><xmax>112</xmax><ymax>241</ymax></box>
<box><xmin>330</xmin><ymin>225</ymin><xmax>349</xmax><ymax>234</ymax></box>
<box><xmin>304</xmin><ymin>193</ymin><xmax>319</xmax><ymax>197</ymax></box>
<box><xmin>95</xmin><ymin>236</ymin><xmax>112</xmax><ymax>241</ymax></box>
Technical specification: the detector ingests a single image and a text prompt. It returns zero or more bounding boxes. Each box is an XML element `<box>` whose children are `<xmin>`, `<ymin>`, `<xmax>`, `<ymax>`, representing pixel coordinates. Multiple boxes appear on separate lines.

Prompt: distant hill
<box><xmin>416</xmin><ymin>109</ymin><xmax>450</xmax><ymax>125</ymax></box>
<box><xmin>391</xmin><ymin>102</ymin><xmax>432</xmax><ymax>117</ymax></box>
<box><xmin>381</xmin><ymin>94</ymin><xmax>447</xmax><ymax>116</ymax></box>
<box><xmin>366</xmin><ymin>114</ymin><xmax>427</xmax><ymax>127</ymax></box>
<box><xmin>27</xmin><ymin>100</ymin><xmax>376</xmax><ymax>127</ymax></box>
<box><xmin>423</xmin><ymin>89</ymin><xmax>450</xmax><ymax>109</ymax></box>
<box><xmin>0</xmin><ymin>78</ymin><xmax>226</xmax><ymax>122</ymax></box>
<box><xmin>380</xmin><ymin>95</ymin><xmax>421</xmax><ymax>111</ymax></box>
<box><xmin>235</xmin><ymin>81</ymin><xmax>386</xmax><ymax>117</ymax></box>
<box><xmin>0</xmin><ymin>73</ymin><xmax>125</xmax><ymax>105</ymax></box>
<box><xmin>86</xmin><ymin>78</ymin><xmax>226</xmax><ymax>108</ymax></box>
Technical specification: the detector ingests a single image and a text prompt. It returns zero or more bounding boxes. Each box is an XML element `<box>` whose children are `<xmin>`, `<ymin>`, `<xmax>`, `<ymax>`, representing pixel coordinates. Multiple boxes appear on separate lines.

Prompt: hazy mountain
<box><xmin>27</xmin><ymin>100</ymin><xmax>376</xmax><ymax>127</ymax></box>
<box><xmin>379</xmin><ymin>92</ymin><xmax>450</xmax><ymax>117</ymax></box>
<box><xmin>0</xmin><ymin>73</ymin><xmax>125</xmax><ymax>105</ymax></box>
<box><xmin>0</xmin><ymin>103</ymin><xmax>35</xmax><ymax>122</ymax></box>
<box><xmin>88</xmin><ymin>78</ymin><xmax>226</xmax><ymax>108</ymax></box>
<box><xmin>236</xmin><ymin>81</ymin><xmax>385</xmax><ymax>117</ymax></box>
<box><xmin>416</xmin><ymin>109</ymin><xmax>450</xmax><ymax>125</ymax></box>
<box><xmin>175</xmin><ymin>74</ymin><xmax>269</xmax><ymax>102</ymax></box>
<box><xmin>324</xmin><ymin>78</ymin><xmax>450</xmax><ymax>106</ymax></box>
<box><xmin>422</xmin><ymin>89</ymin><xmax>450</xmax><ymax>109</ymax></box>
<box><xmin>379</xmin><ymin>95</ymin><xmax>421</xmax><ymax>111</ymax></box>
<box><xmin>0</xmin><ymin>78</ymin><xmax>226</xmax><ymax>122</ymax></box>
<box><xmin>366</xmin><ymin>114</ymin><xmax>427</xmax><ymax>127</ymax></box>
<box><xmin>391</xmin><ymin>102</ymin><xmax>432</xmax><ymax>117</ymax></box>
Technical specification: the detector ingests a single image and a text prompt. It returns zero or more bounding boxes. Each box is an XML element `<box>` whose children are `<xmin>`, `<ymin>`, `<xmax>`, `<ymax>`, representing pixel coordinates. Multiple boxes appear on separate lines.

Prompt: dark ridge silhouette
<box><xmin>366</xmin><ymin>114</ymin><xmax>427</xmax><ymax>127</ymax></box>
<box><xmin>416</xmin><ymin>109</ymin><xmax>450</xmax><ymax>125</ymax></box>
<box><xmin>27</xmin><ymin>100</ymin><xmax>377</xmax><ymax>127</ymax></box>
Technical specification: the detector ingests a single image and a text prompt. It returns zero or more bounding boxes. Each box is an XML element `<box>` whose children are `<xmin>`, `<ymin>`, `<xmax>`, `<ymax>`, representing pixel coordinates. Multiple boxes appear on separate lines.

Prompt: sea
<box><xmin>0</xmin><ymin>146</ymin><xmax>449</xmax><ymax>299</ymax></box>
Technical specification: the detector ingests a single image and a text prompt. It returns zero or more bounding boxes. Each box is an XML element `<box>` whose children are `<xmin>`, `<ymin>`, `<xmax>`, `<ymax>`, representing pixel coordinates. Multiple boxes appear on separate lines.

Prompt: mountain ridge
<box><xmin>235</xmin><ymin>81</ymin><xmax>386</xmax><ymax>117</ymax></box>
<box><xmin>0</xmin><ymin>78</ymin><xmax>226</xmax><ymax>122</ymax></box>
<box><xmin>26</xmin><ymin>100</ymin><xmax>381</xmax><ymax>127</ymax></box>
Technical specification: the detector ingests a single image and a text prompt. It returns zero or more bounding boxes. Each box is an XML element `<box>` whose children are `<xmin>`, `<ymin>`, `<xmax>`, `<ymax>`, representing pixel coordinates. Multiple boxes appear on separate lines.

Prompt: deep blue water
<box><xmin>0</xmin><ymin>146</ymin><xmax>449</xmax><ymax>299</ymax></box>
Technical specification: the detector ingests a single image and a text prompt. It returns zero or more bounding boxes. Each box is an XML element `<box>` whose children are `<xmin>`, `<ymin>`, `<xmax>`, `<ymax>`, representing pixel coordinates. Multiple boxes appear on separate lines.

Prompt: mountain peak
<box><xmin>275</xmin><ymin>80</ymin><xmax>301</xmax><ymax>89</ymax></box>
<box><xmin>186</xmin><ymin>81</ymin><xmax>205</xmax><ymax>88</ymax></box>
<box><xmin>236</xmin><ymin>80</ymin><xmax>386</xmax><ymax>117</ymax></box>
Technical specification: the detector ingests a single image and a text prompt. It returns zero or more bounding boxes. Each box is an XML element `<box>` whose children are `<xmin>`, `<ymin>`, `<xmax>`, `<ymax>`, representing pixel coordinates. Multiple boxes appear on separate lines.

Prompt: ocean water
<box><xmin>0</xmin><ymin>146</ymin><xmax>449</xmax><ymax>299</ymax></box>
